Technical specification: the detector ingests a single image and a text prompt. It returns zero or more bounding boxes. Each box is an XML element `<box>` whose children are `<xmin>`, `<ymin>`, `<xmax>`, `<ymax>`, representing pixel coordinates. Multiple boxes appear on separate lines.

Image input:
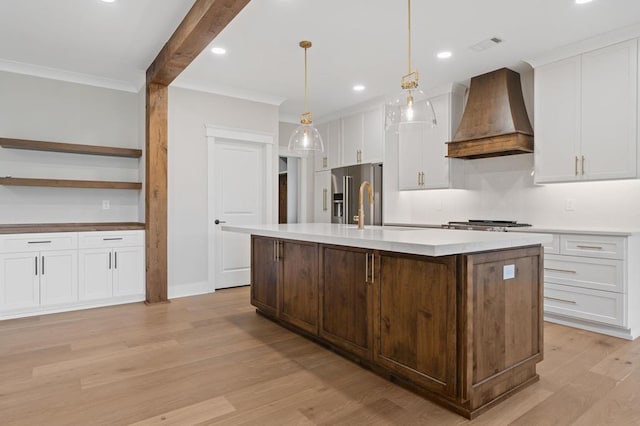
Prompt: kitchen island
<box><xmin>223</xmin><ymin>223</ymin><xmax>552</xmax><ymax>419</ymax></box>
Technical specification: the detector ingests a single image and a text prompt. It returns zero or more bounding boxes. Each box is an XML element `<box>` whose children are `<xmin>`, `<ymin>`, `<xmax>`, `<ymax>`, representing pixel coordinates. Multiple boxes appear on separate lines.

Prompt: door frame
<box><xmin>206</xmin><ymin>125</ymin><xmax>275</xmax><ymax>292</ymax></box>
<box><xmin>278</xmin><ymin>146</ymin><xmax>310</xmax><ymax>224</ymax></box>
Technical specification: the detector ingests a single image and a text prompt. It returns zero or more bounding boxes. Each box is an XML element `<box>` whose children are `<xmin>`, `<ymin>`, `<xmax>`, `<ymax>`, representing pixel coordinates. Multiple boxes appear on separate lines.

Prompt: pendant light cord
<box><xmin>407</xmin><ymin>0</ymin><xmax>412</xmax><ymax>74</ymax></box>
<box><xmin>304</xmin><ymin>46</ymin><xmax>308</xmax><ymax>113</ymax></box>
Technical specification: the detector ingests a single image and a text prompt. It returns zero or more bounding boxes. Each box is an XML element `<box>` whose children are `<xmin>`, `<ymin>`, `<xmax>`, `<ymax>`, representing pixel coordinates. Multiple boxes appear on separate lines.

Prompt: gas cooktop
<box><xmin>443</xmin><ymin>220</ymin><xmax>532</xmax><ymax>231</ymax></box>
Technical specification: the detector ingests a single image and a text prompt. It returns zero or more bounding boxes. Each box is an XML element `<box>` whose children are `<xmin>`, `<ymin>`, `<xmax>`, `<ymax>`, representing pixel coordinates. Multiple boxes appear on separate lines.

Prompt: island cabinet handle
<box><xmin>575</xmin><ymin>245</ymin><xmax>603</xmax><ymax>250</ymax></box>
<box><xmin>273</xmin><ymin>240</ymin><xmax>277</xmax><ymax>262</ymax></box>
<box><xmin>365</xmin><ymin>252</ymin><xmax>369</xmax><ymax>283</ymax></box>
<box><xmin>278</xmin><ymin>241</ymin><xmax>283</xmax><ymax>261</ymax></box>
<box><xmin>371</xmin><ymin>253</ymin><xmax>375</xmax><ymax>284</ymax></box>
<box><xmin>544</xmin><ymin>267</ymin><xmax>577</xmax><ymax>274</ymax></box>
<box><xmin>544</xmin><ymin>296</ymin><xmax>577</xmax><ymax>305</ymax></box>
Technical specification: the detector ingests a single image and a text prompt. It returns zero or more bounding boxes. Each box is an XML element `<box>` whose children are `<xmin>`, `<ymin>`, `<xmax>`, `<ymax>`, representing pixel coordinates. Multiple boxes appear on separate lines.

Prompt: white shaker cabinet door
<box><xmin>79</xmin><ymin>248</ymin><xmax>113</xmax><ymax>301</ymax></box>
<box><xmin>40</xmin><ymin>250</ymin><xmax>78</xmax><ymax>306</ymax></box>
<box><xmin>398</xmin><ymin>122</ymin><xmax>425</xmax><ymax>190</ymax></box>
<box><xmin>581</xmin><ymin>39</ymin><xmax>638</xmax><ymax>180</ymax></box>
<box><xmin>313</xmin><ymin>170</ymin><xmax>331</xmax><ymax>223</ymax></box>
<box><xmin>362</xmin><ymin>106</ymin><xmax>384</xmax><ymax>164</ymax></box>
<box><xmin>342</xmin><ymin>113</ymin><xmax>363</xmax><ymax>166</ymax></box>
<box><xmin>0</xmin><ymin>251</ymin><xmax>40</xmax><ymax>311</ymax></box>
<box><xmin>326</xmin><ymin>119</ymin><xmax>342</xmax><ymax>170</ymax></box>
<box><xmin>422</xmin><ymin>94</ymin><xmax>452</xmax><ymax>189</ymax></box>
<box><xmin>113</xmin><ymin>246</ymin><xmax>144</xmax><ymax>297</ymax></box>
<box><xmin>314</xmin><ymin>123</ymin><xmax>329</xmax><ymax>172</ymax></box>
<box><xmin>534</xmin><ymin>56</ymin><xmax>582</xmax><ymax>183</ymax></box>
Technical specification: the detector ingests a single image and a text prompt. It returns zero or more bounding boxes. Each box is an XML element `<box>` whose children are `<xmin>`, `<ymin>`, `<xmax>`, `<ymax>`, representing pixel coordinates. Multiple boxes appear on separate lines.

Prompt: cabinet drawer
<box><xmin>544</xmin><ymin>283</ymin><xmax>625</xmax><ymax>327</ymax></box>
<box><xmin>544</xmin><ymin>254</ymin><xmax>624</xmax><ymax>293</ymax></box>
<box><xmin>560</xmin><ymin>234</ymin><xmax>625</xmax><ymax>259</ymax></box>
<box><xmin>543</xmin><ymin>234</ymin><xmax>560</xmax><ymax>254</ymax></box>
<box><xmin>0</xmin><ymin>233</ymin><xmax>77</xmax><ymax>253</ymax></box>
<box><xmin>78</xmin><ymin>231</ymin><xmax>144</xmax><ymax>249</ymax></box>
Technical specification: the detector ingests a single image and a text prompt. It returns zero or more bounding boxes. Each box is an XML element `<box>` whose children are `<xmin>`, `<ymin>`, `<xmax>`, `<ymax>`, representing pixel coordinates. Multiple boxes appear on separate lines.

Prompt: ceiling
<box><xmin>1</xmin><ymin>0</ymin><xmax>640</xmax><ymax>121</ymax></box>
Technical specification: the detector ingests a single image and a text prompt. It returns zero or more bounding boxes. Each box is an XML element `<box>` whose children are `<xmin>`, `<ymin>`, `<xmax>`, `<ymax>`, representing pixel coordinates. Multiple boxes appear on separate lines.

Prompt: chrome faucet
<box><xmin>354</xmin><ymin>181</ymin><xmax>374</xmax><ymax>230</ymax></box>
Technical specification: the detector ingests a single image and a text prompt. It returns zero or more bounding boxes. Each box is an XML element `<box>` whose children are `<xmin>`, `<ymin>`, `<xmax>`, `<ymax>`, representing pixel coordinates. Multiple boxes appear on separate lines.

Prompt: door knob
<box><xmin>214</xmin><ymin>220</ymin><xmax>226</xmax><ymax>225</ymax></box>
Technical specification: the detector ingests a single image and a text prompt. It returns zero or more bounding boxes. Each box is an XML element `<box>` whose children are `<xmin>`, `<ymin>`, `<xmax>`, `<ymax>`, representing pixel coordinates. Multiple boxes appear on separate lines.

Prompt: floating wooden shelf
<box><xmin>0</xmin><ymin>137</ymin><xmax>142</xmax><ymax>158</ymax></box>
<box><xmin>0</xmin><ymin>177</ymin><xmax>142</xmax><ymax>190</ymax></box>
<box><xmin>0</xmin><ymin>222</ymin><xmax>146</xmax><ymax>234</ymax></box>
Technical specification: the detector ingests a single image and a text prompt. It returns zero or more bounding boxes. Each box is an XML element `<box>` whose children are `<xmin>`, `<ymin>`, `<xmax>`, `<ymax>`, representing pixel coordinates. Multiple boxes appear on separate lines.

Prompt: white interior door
<box><xmin>214</xmin><ymin>140</ymin><xmax>265</xmax><ymax>289</ymax></box>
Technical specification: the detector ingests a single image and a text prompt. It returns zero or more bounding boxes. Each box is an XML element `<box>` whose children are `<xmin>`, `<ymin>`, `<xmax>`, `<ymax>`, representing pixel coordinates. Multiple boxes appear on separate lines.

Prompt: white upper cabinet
<box><xmin>314</xmin><ymin>119</ymin><xmax>341</xmax><ymax>172</ymax></box>
<box><xmin>534</xmin><ymin>39</ymin><xmax>638</xmax><ymax>183</ymax></box>
<box><xmin>362</xmin><ymin>106</ymin><xmax>384</xmax><ymax>164</ymax></box>
<box><xmin>397</xmin><ymin>87</ymin><xmax>465</xmax><ymax>190</ymax></box>
<box><xmin>341</xmin><ymin>105</ymin><xmax>384</xmax><ymax>166</ymax></box>
<box><xmin>342</xmin><ymin>112</ymin><xmax>364</xmax><ymax>166</ymax></box>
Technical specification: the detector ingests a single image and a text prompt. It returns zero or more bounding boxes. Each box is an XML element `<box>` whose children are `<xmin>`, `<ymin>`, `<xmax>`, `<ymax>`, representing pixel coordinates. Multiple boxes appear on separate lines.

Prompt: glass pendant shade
<box><xmin>386</xmin><ymin>88</ymin><xmax>437</xmax><ymax>132</ymax></box>
<box><xmin>288</xmin><ymin>123</ymin><xmax>324</xmax><ymax>156</ymax></box>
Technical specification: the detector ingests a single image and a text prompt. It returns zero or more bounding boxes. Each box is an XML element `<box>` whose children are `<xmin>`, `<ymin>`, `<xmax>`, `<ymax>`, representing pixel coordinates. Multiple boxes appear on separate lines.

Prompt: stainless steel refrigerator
<box><xmin>331</xmin><ymin>163</ymin><xmax>382</xmax><ymax>225</ymax></box>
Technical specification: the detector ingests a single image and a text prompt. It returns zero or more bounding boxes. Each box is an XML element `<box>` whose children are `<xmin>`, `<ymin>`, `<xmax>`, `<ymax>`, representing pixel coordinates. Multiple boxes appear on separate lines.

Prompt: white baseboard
<box><xmin>545</xmin><ymin>314</ymin><xmax>637</xmax><ymax>340</ymax></box>
<box><xmin>168</xmin><ymin>281</ymin><xmax>213</xmax><ymax>299</ymax></box>
<box><xmin>0</xmin><ymin>295</ymin><xmax>145</xmax><ymax>321</ymax></box>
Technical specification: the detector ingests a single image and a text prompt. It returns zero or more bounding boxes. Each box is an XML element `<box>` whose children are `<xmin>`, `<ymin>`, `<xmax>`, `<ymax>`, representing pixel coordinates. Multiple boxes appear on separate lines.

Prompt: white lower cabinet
<box><xmin>0</xmin><ymin>230</ymin><xmax>144</xmax><ymax>320</ymax></box>
<box><xmin>0</xmin><ymin>233</ymin><xmax>78</xmax><ymax>313</ymax></box>
<box><xmin>78</xmin><ymin>231</ymin><xmax>145</xmax><ymax>301</ymax></box>
<box><xmin>541</xmin><ymin>231</ymin><xmax>639</xmax><ymax>340</ymax></box>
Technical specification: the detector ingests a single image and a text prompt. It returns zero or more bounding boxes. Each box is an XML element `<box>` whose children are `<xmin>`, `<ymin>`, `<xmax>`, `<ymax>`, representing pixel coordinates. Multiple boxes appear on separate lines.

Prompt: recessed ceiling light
<box><xmin>575</xmin><ymin>0</ymin><xmax>593</xmax><ymax>4</ymax></box>
<box><xmin>437</xmin><ymin>51</ymin><xmax>452</xmax><ymax>59</ymax></box>
<box><xmin>211</xmin><ymin>47</ymin><xmax>227</xmax><ymax>55</ymax></box>
<box><xmin>353</xmin><ymin>85</ymin><xmax>366</xmax><ymax>92</ymax></box>
<box><xmin>100</xmin><ymin>0</ymin><xmax>116</xmax><ymax>3</ymax></box>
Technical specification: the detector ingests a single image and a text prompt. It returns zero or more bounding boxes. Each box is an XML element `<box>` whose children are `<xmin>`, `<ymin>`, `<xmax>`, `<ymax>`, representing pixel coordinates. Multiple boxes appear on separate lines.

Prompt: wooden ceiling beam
<box><xmin>147</xmin><ymin>0</ymin><xmax>251</xmax><ymax>86</ymax></box>
<box><xmin>145</xmin><ymin>0</ymin><xmax>251</xmax><ymax>304</ymax></box>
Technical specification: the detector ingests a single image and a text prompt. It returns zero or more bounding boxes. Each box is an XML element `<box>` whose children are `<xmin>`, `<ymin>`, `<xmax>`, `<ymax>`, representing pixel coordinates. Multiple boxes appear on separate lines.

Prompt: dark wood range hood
<box><xmin>447</xmin><ymin>68</ymin><xmax>534</xmax><ymax>159</ymax></box>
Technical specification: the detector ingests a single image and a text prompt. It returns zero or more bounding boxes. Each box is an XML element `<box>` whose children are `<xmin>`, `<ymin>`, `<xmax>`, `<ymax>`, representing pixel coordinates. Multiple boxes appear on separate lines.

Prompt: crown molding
<box><xmin>525</xmin><ymin>23</ymin><xmax>640</xmax><ymax>68</ymax></box>
<box><xmin>171</xmin><ymin>78</ymin><xmax>286</xmax><ymax>106</ymax></box>
<box><xmin>0</xmin><ymin>59</ymin><xmax>140</xmax><ymax>93</ymax></box>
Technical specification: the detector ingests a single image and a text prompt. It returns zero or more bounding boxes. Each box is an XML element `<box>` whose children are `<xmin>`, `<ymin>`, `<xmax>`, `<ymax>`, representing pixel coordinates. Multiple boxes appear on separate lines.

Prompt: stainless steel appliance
<box><xmin>331</xmin><ymin>163</ymin><xmax>382</xmax><ymax>225</ymax></box>
<box><xmin>442</xmin><ymin>220</ymin><xmax>532</xmax><ymax>232</ymax></box>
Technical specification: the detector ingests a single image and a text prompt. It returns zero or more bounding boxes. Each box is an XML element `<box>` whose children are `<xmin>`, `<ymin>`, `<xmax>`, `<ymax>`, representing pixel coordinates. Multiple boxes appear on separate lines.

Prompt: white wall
<box><xmin>0</xmin><ymin>71</ymin><xmax>142</xmax><ymax>223</ymax></box>
<box><xmin>167</xmin><ymin>86</ymin><xmax>279</xmax><ymax>297</ymax></box>
<box><xmin>384</xmin><ymin>68</ymin><xmax>640</xmax><ymax>230</ymax></box>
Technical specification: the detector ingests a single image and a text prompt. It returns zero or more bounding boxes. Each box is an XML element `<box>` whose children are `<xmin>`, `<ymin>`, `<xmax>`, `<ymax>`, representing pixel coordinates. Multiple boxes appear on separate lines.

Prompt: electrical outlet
<box><xmin>102</xmin><ymin>200</ymin><xmax>110</xmax><ymax>210</ymax></box>
<box><xmin>565</xmin><ymin>198</ymin><xmax>576</xmax><ymax>211</ymax></box>
<box><xmin>503</xmin><ymin>264</ymin><xmax>515</xmax><ymax>280</ymax></box>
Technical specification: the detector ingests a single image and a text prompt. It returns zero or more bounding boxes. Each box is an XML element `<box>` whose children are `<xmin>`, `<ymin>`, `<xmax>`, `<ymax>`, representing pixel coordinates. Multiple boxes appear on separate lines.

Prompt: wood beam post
<box><xmin>144</xmin><ymin>0</ymin><xmax>251</xmax><ymax>303</ymax></box>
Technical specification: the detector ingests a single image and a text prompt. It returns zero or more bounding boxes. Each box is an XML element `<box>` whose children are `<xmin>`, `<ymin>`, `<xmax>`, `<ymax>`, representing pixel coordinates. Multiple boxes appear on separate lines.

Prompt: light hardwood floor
<box><xmin>1</xmin><ymin>287</ymin><xmax>639</xmax><ymax>425</ymax></box>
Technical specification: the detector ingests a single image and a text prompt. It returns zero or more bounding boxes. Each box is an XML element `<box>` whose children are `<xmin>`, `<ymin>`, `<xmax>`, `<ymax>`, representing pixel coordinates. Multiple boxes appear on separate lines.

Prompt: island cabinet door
<box><xmin>319</xmin><ymin>245</ymin><xmax>372</xmax><ymax>359</ymax></box>
<box><xmin>280</xmin><ymin>240</ymin><xmax>318</xmax><ymax>335</ymax></box>
<box><xmin>373</xmin><ymin>252</ymin><xmax>458</xmax><ymax>397</ymax></box>
<box><xmin>251</xmin><ymin>236</ymin><xmax>280</xmax><ymax>316</ymax></box>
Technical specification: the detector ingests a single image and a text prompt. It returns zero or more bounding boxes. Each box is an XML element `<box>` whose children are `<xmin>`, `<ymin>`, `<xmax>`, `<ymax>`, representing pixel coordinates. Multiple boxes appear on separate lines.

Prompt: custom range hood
<box><xmin>447</xmin><ymin>68</ymin><xmax>534</xmax><ymax>159</ymax></box>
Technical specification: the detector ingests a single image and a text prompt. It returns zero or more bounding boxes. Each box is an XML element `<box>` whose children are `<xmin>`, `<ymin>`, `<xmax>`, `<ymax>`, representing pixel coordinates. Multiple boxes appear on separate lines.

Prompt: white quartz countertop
<box><xmin>384</xmin><ymin>223</ymin><xmax>640</xmax><ymax>237</ymax></box>
<box><xmin>222</xmin><ymin>223</ymin><xmax>552</xmax><ymax>257</ymax></box>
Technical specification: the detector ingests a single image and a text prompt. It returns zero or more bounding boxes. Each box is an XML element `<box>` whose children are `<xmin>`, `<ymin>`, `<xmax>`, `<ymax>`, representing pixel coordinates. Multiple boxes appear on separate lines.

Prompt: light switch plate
<box><xmin>503</xmin><ymin>264</ymin><xmax>515</xmax><ymax>280</ymax></box>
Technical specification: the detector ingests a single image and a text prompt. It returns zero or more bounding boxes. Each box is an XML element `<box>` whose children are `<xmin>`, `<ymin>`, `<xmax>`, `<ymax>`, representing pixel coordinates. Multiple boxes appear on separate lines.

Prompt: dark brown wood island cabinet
<box><xmin>249</xmin><ymin>234</ymin><xmax>543</xmax><ymax>419</ymax></box>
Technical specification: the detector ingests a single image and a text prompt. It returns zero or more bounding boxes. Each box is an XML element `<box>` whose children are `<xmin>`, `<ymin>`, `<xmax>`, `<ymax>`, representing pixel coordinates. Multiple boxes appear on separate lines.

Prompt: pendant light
<box><xmin>288</xmin><ymin>41</ymin><xmax>324</xmax><ymax>156</ymax></box>
<box><xmin>385</xmin><ymin>0</ymin><xmax>437</xmax><ymax>131</ymax></box>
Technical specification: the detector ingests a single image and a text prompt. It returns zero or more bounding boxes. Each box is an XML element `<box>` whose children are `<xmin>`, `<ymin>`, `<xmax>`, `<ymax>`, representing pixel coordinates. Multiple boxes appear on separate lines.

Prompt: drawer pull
<box><xmin>103</xmin><ymin>237</ymin><xmax>124</xmax><ymax>241</ymax></box>
<box><xmin>575</xmin><ymin>245</ymin><xmax>603</xmax><ymax>250</ymax></box>
<box><xmin>544</xmin><ymin>267</ymin><xmax>577</xmax><ymax>274</ymax></box>
<box><xmin>544</xmin><ymin>296</ymin><xmax>577</xmax><ymax>305</ymax></box>
<box><xmin>28</xmin><ymin>240</ymin><xmax>51</xmax><ymax>244</ymax></box>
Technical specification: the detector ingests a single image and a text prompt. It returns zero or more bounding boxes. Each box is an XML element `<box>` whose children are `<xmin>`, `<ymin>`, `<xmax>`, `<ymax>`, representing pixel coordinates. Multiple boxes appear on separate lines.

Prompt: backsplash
<box><xmin>384</xmin><ymin>147</ymin><xmax>640</xmax><ymax>229</ymax></box>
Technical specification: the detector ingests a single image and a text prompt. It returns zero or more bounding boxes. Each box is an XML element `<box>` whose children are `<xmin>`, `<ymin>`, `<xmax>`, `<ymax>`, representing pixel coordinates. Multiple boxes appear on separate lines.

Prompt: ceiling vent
<box><xmin>470</xmin><ymin>37</ymin><xmax>503</xmax><ymax>52</ymax></box>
